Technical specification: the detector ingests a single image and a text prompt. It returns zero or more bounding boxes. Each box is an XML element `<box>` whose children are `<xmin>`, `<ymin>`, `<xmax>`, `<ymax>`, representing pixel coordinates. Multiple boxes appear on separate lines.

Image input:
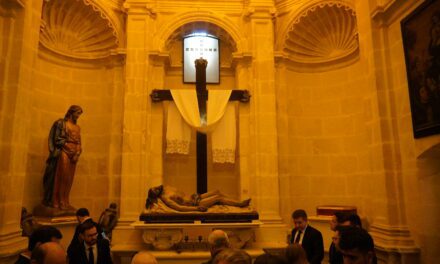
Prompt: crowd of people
<box><xmin>17</xmin><ymin>208</ymin><xmax>376</xmax><ymax>264</ymax></box>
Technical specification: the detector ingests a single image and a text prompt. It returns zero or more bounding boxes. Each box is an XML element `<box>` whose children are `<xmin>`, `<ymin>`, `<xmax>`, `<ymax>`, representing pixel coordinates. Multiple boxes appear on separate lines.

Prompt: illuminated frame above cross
<box><xmin>150</xmin><ymin>34</ymin><xmax>250</xmax><ymax>194</ymax></box>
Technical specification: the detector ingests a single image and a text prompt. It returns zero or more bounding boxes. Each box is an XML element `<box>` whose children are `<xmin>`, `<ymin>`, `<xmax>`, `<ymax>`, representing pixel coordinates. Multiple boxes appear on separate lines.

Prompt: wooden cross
<box><xmin>150</xmin><ymin>58</ymin><xmax>250</xmax><ymax>194</ymax></box>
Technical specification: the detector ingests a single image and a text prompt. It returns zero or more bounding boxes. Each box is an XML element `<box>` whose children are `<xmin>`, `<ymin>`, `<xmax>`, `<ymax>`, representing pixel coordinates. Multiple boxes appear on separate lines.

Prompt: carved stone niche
<box><xmin>132</xmin><ymin>221</ymin><xmax>260</xmax><ymax>251</ymax></box>
<box><xmin>282</xmin><ymin>1</ymin><xmax>359</xmax><ymax>72</ymax></box>
<box><xmin>39</xmin><ymin>0</ymin><xmax>120</xmax><ymax>60</ymax></box>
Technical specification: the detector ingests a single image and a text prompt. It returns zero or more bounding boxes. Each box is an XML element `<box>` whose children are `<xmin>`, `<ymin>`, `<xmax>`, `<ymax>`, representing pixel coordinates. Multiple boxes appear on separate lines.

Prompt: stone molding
<box><xmin>371</xmin><ymin>0</ymin><xmax>424</xmax><ymax>26</ymax></box>
<box><xmin>0</xmin><ymin>230</ymin><xmax>27</xmax><ymax>258</ymax></box>
<box><xmin>0</xmin><ymin>0</ymin><xmax>24</xmax><ymax>17</ymax></box>
<box><xmin>278</xmin><ymin>0</ymin><xmax>359</xmax><ymax>72</ymax></box>
<box><xmin>369</xmin><ymin>224</ymin><xmax>419</xmax><ymax>253</ymax></box>
<box><xmin>123</xmin><ymin>1</ymin><xmax>157</xmax><ymax>17</ymax></box>
<box><xmin>39</xmin><ymin>0</ymin><xmax>123</xmax><ymax>60</ymax></box>
<box><xmin>38</xmin><ymin>45</ymin><xmax>125</xmax><ymax>69</ymax></box>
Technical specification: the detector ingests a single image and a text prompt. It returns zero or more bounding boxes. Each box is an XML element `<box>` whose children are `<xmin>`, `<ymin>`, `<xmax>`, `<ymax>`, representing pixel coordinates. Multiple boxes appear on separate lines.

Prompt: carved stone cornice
<box><xmin>232</xmin><ymin>52</ymin><xmax>253</xmax><ymax>68</ymax></box>
<box><xmin>371</xmin><ymin>0</ymin><xmax>424</xmax><ymax>27</ymax></box>
<box><xmin>242</xmin><ymin>6</ymin><xmax>277</xmax><ymax>20</ymax></box>
<box><xmin>123</xmin><ymin>1</ymin><xmax>156</xmax><ymax>17</ymax></box>
<box><xmin>148</xmin><ymin>50</ymin><xmax>170</xmax><ymax>66</ymax></box>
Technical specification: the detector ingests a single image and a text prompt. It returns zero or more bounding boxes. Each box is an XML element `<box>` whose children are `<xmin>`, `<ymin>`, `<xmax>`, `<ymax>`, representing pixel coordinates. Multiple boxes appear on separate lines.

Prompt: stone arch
<box><xmin>155</xmin><ymin>11</ymin><xmax>246</xmax><ymax>53</ymax></box>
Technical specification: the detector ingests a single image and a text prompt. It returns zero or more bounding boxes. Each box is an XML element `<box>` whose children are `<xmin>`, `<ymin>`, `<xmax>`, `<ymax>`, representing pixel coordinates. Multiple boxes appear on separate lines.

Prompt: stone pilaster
<box><xmin>245</xmin><ymin>5</ymin><xmax>281</xmax><ymax>224</ymax></box>
<box><xmin>356</xmin><ymin>0</ymin><xmax>420</xmax><ymax>262</ymax></box>
<box><xmin>119</xmin><ymin>0</ymin><xmax>159</xmax><ymax>222</ymax></box>
<box><xmin>0</xmin><ymin>0</ymin><xmax>43</xmax><ymax>261</ymax></box>
<box><xmin>242</xmin><ymin>3</ymin><xmax>286</xmax><ymax>248</ymax></box>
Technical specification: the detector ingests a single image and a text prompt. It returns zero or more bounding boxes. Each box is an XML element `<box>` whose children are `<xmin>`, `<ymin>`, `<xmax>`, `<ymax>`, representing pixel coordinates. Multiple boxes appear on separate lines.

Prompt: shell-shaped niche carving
<box><xmin>284</xmin><ymin>2</ymin><xmax>359</xmax><ymax>67</ymax></box>
<box><xmin>40</xmin><ymin>0</ymin><xmax>118</xmax><ymax>60</ymax></box>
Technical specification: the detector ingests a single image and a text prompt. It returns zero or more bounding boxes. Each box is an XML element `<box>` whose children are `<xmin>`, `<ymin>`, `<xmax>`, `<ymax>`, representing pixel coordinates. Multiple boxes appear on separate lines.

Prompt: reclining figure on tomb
<box><xmin>141</xmin><ymin>185</ymin><xmax>258</xmax><ymax>223</ymax></box>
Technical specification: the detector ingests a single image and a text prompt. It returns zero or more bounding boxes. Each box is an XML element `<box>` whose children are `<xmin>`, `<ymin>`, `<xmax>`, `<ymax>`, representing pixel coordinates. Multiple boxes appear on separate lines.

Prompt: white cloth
<box><xmin>212</xmin><ymin>103</ymin><xmax>236</xmax><ymax>163</ymax></box>
<box><xmin>170</xmin><ymin>89</ymin><xmax>231</xmax><ymax>130</ymax></box>
<box><xmin>166</xmin><ymin>103</ymin><xmax>191</xmax><ymax>154</ymax></box>
<box><xmin>165</xmin><ymin>90</ymin><xmax>236</xmax><ymax>163</ymax></box>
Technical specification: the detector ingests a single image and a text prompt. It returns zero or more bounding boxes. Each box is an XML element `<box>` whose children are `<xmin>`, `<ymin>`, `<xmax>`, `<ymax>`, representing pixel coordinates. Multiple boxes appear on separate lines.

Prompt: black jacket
<box><xmin>15</xmin><ymin>254</ymin><xmax>30</xmax><ymax>264</ymax></box>
<box><xmin>68</xmin><ymin>238</ymin><xmax>112</xmax><ymax>264</ymax></box>
<box><xmin>67</xmin><ymin>218</ymin><xmax>102</xmax><ymax>257</ymax></box>
<box><xmin>290</xmin><ymin>225</ymin><xmax>324</xmax><ymax>264</ymax></box>
<box><xmin>329</xmin><ymin>241</ymin><xmax>343</xmax><ymax>264</ymax></box>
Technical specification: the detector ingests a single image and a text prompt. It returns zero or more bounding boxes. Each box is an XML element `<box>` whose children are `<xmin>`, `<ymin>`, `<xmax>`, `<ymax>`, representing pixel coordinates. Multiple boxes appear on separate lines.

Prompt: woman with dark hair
<box><xmin>145</xmin><ymin>185</ymin><xmax>251</xmax><ymax>212</ymax></box>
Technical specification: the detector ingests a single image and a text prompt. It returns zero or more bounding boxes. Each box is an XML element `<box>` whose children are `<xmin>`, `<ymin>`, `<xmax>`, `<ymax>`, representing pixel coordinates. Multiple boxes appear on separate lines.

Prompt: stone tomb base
<box><xmin>112</xmin><ymin>220</ymin><xmax>265</xmax><ymax>264</ymax></box>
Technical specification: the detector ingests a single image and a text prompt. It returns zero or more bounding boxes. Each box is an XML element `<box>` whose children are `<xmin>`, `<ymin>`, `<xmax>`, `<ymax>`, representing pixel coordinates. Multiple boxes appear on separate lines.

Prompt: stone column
<box><xmin>356</xmin><ymin>0</ymin><xmax>419</xmax><ymax>262</ymax></box>
<box><xmin>119</xmin><ymin>1</ymin><xmax>160</xmax><ymax>222</ymax></box>
<box><xmin>0</xmin><ymin>0</ymin><xmax>43</xmax><ymax>261</ymax></box>
<box><xmin>244</xmin><ymin>2</ymin><xmax>286</xmax><ymax>246</ymax></box>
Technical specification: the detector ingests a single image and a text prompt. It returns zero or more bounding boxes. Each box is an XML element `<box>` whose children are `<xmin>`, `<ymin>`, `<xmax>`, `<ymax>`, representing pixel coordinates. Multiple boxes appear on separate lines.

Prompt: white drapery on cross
<box><xmin>165</xmin><ymin>89</ymin><xmax>236</xmax><ymax>163</ymax></box>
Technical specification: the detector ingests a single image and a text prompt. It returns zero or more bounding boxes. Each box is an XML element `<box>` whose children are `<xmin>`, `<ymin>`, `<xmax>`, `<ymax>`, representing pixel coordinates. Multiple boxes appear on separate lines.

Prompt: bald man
<box><xmin>31</xmin><ymin>242</ymin><xmax>67</xmax><ymax>264</ymax></box>
<box><xmin>131</xmin><ymin>251</ymin><xmax>158</xmax><ymax>264</ymax></box>
<box><xmin>203</xmin><ymin>229</ymin><xmax>231</xmax><ymax>264</ymax></box>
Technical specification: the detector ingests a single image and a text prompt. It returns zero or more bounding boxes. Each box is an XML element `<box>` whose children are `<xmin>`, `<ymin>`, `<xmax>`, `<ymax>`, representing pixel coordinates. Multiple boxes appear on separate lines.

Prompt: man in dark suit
<box><xmin>68</xmin><ymin>208</ymin><xmax>103</xmax><ymax>257</ymax></box>
<box><xmin>290</xmin><ymin>209</ymin><xmax>324</xmax><ymax>264</ymax></box>
<box><xmin>68</xmin><ymin>221</ymin><xmax>113</xmax><ymax>264</ymax></box>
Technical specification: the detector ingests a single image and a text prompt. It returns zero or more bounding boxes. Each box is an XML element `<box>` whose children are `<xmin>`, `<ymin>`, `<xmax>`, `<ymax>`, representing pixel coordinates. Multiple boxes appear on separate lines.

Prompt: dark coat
<box><xmin>67</xmin><ymin>219</ymin><xmax>103</xmax><ymax>259</ymax></box>
<box><xmin>14</xmin><ymin>254</ymin><xmax>30</xmax><ymax>264</ymax></box>
<box><xmin>329</xmin><ymin>242</ymin><xmax>343</xmax><ymax>264</ymax></box>
<box><xmin>290</xmin><ymin>225</ymin><xmax>324</xmax><ymax>264</ymax></box>
<box><xmin>68</xmin><ymin>238</ymin><xmax>112</xmax><ymax>264</ymax></box>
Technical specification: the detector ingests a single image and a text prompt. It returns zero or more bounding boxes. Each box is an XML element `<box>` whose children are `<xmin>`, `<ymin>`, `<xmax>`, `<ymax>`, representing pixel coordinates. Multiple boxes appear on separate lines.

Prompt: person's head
<box><xmin>347</xmin><ymin>213</ymin><xmax>362</xmax><ymax>228</ymax></box>
<box><xmin>339</xmin><ymin>227</ymin><xmax>375</xmax><ymax>264</ymax></box>
<box><xmin>292</xmin><ymin>210</ymin><xmax>308</xmax><ymax>231</ymax></box>
<box><xmin>333</xmin><ymin>225</ymin><xmax>350</xmax><ymax>250</ymax></box>
<box><xmin>76</xmin><ymin>208</ymin><xmax>90</xmax><ymax>223</ymax></box>
<box><xmin>65</xmin><ymin>105</ymin><xmax>83</xmax><ymax>123</ymax></box>
<box><xmin>79</xmin><ymin>221</ymin><xmax>98</xmax><ymax>247</ymax></box>
<box><xmin>254</xmin><ymin>253</ymin><xmax>287</xmax><ymax>264</ymax></box>
<box><xmin>208</xmin><ymin>229</ymin><xmax>230</xmax><ymax>256</ymax></box>
<box><xmin>109</xmin><ymin>202</ymin><xmax>117</xmax><ymax>210</ymax></box>
<box><xmin>28</xmin><ymin>226</ymin><xmax>63</xmax><ymax>251</ymax></box>
<box><xmin>330</xmin><ymin>212</ymin><xmax>350</xmax><ymax>231</ymax></box>
<box><xmin>213</xmin><ymin>248</ymin><xmax>252</xmax><ymax>264</ymax></box>
<box><xmin>131</xmin><ymin>251</ymin><xmax>158</xmax><ymax>264</ymax></box>
<box><xmin>31</xmin><ymin>242</ymin><xmax>67</xmax><ymax>264</ymax></box>
<box><xmin>146</xmin><ymin>185</ymin><xmax>164</xmax><ymax>209</ymax></box>
<box><xmin>285</xmin><ymin>243</ymin><xmax>308</xmax><ymax>264</ymax></box>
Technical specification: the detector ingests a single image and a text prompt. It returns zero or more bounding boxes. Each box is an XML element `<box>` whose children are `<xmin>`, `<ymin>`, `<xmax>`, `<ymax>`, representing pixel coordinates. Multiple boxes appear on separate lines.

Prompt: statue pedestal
<box><xmin>112</xmin><ymin>220</ymin><xmax>263</xmax><ymax>264</ymax></box>
<box><xmin>32</xmin><ymin>203</ymin><xmax>76</xmax><ymax>221</ymax></box>
<box><xmin>131</xmin><ymin>220</ymin><xmax>261</xmax><ymax>250</ymax></box>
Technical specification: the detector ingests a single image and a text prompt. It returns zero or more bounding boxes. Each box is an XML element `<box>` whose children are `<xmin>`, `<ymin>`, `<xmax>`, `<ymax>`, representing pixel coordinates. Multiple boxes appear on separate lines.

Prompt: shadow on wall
<box><xmin>416</xmin><ymin>143</ymin><xmax>440</xmax><ymax>263</ymax></box>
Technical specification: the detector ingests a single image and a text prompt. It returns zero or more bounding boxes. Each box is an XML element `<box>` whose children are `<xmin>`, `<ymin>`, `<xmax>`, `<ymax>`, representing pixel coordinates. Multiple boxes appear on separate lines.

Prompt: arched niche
<box><xmin>277</xmin><ymin>0</ymin><xmax>359</xmax><ymax>72</ymax></box>
<box><xmin>158</xmin><ymin>21</ymin><xmax>241</xmax><ymax>199</ymax></box>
